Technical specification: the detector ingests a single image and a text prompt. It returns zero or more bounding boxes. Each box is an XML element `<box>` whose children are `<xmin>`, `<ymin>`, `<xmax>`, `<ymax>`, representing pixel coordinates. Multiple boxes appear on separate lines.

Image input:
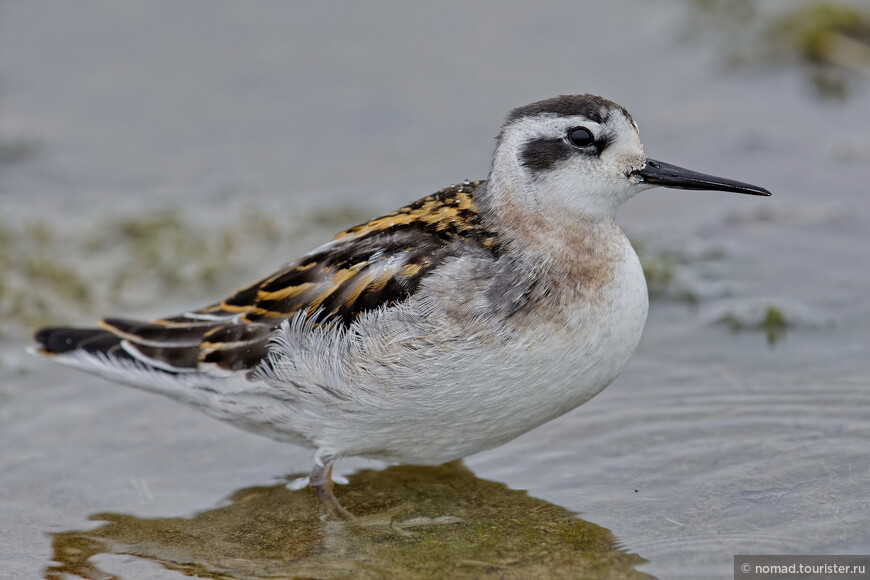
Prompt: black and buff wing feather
<box><xmin>35</xmin><ymin>181</ymin><xmax>498</xmax><ymax>376</ymax></box>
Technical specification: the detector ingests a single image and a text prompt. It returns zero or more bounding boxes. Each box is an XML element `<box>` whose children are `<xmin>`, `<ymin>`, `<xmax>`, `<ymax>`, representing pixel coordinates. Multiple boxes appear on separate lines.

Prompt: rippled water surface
<box><xmin>1</xmin><ymin>1</ymin><xmax>868</xmax><ymax>578</ymax></box>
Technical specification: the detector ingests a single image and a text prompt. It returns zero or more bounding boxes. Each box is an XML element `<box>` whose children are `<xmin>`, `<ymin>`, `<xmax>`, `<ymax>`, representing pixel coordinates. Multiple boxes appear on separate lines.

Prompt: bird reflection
<box><xmin>46</xmin><ymin>461</ymin><xmax>650</xmax><ymax>579</ymax></box>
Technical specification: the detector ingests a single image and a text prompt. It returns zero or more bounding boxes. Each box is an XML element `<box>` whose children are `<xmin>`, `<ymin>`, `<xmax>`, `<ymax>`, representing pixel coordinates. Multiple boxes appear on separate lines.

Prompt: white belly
<box><xmin>289</xmin><ymin>239</ymin><xmax>650</xmax><ymax>464</ymax></box>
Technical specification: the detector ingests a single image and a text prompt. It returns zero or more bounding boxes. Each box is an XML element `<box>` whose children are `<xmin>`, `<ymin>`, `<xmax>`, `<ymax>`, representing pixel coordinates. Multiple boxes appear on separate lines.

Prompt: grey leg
<box><xmin>309</xmin><ymin>452</ymin><xmax>355</xmax><ymax>520</ymax></box>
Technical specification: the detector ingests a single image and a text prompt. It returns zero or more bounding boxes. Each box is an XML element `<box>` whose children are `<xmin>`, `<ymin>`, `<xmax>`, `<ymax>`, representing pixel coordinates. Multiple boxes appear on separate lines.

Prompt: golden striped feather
<box><xmin>65</xmin><ymin>180</ymin><xmax>499</xmax><ymax>373</ymax></box>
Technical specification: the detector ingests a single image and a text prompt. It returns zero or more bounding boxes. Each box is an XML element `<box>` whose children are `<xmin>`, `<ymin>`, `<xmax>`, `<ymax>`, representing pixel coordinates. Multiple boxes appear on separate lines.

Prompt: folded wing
<box><xmin>35</xmin><ymin>181</ymin><xmax>498</xmax><ymax>377</ymax></box>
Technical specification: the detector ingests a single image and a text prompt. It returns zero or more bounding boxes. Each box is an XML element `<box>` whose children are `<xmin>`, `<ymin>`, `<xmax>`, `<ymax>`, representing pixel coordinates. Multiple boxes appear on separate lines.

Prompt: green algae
<box><xmin>633</xmin><ymin>241</ymin><xmax>711</xmax><ymax>306</ymax></box>
<box><xmin>686</xmin><ymin>0</ymin><xmax>870</xmax><ymax>100</ymax></box>
<box><xmin>718</xmin><ymin>305</ymin><xmax>790</xmax><ymax>346</ymax></box>
<box><xmin>0</xmin><ymin>221</ymin><xmax>92</xmax><ymax>329</ymax></box>
<box><xmin>45</xmin><ymin>462</ymin><xmax>650</xmax><ymax>580</ymax></box>
<box><xmin>641</xmin><ymin>257</ymin><xmax>677</xmax><ymax>301</ymax></box>
<box><xmin>773</xmin><ymin>2</ymin><xmax>870</xmax><ymax>63</ymax></box>
<box><xmin>772</xmin><ymin>2</ymin><xmax>870</xmax><ymax>99</ymax></box>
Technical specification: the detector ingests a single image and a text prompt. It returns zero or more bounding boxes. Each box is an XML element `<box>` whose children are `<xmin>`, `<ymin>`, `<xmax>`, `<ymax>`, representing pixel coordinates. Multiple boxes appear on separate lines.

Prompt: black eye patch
<box><xmin>519</xmin><ymin>138</ymin><xmax>573</xmax><ymax>171</ymax></box>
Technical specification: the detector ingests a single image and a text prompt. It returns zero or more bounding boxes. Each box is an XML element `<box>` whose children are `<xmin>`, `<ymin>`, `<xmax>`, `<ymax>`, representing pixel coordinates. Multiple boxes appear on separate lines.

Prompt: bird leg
<box><xmin>306</xmin><ymin>452</ymin><xmax>463</xmax><ymax>534</ymax></box>
<box><xmin>309</xmin><ymin>452</ymin><xmax>355</xmax><ymax>520</ymax></box>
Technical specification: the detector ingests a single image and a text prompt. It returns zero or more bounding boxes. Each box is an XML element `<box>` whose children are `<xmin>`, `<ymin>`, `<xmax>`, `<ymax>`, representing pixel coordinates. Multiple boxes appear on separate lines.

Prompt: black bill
<box><xmin>632</xmin><ymin>159</ymin><xmax>771</xmax><ymax>196</ymax></box>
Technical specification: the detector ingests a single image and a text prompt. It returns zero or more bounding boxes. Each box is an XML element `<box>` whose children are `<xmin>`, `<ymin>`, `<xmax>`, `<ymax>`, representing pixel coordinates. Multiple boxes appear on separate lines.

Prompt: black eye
<box><xmin>567</xmin><ymin>127</ymin><xmax>594</xmax><ymax>148</ymax></box>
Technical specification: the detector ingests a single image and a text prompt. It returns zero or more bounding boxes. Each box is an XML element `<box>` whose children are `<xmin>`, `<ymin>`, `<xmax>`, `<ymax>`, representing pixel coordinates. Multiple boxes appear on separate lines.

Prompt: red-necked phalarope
<box><xmin>34</xmin><ymin>94</ymin><xmax>770</xmax><ymax>517</ymax></box>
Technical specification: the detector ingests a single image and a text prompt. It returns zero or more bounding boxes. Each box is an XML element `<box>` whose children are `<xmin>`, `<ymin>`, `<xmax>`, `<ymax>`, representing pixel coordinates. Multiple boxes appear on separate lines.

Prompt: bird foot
<box><xmin>287</xmin><ymin>473</ymin><xmax>348</xmax><ymax>491</ymax></box>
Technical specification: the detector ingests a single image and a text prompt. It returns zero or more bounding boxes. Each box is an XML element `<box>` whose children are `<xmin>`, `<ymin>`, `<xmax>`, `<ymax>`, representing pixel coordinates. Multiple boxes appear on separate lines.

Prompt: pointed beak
<box><xmin>632</xmin><ymin>159</ymin><xmax>771</xmax><ymax>196</ymax></box>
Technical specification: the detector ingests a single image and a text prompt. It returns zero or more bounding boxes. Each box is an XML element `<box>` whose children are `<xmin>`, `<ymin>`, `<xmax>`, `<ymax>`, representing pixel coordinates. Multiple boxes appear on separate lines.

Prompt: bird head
<box><xmin>489</xmin><ymin>94</ymin><xmax>770</xmax><ymax>222</ymax></box>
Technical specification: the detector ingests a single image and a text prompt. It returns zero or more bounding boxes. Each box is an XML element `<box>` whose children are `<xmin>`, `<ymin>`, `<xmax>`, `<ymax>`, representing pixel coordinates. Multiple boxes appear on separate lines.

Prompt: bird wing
<box><xmin>37</xmin><ymin>181</ymin><xmax>497</xmax><ymax>375</ymax></box>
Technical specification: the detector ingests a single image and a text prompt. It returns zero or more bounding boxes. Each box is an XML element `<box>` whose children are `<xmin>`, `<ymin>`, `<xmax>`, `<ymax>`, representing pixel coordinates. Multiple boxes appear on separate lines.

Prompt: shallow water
<box><xmin>43</xmin><ymin>462</ymin><xmax>650</xmax><ymax>579</ymax></box>
<box><xmin>1</xmin><ymin>1</ymin><xmax>869</xmax><ymax>579</ymax></box>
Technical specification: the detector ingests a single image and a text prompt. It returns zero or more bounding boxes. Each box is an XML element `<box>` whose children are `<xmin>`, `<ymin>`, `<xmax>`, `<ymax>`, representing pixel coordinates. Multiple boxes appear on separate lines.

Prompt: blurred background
<box><xmin>1</xmin><ymin>1</ymin><xmax>868</xmax><ymax>578</ymax></box>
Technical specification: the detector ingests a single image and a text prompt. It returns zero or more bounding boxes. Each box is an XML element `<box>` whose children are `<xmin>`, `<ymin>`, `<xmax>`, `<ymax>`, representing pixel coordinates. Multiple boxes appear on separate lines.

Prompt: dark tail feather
<box><xmin>35</xmin><ymin>317</ymin><xmax>270</xmax><ymax>375</ymax></box>
<box><xmin>34</xmin><ymin>327</ymin><xmax>127</xmax><ymax>358</ymax></box>
<box><xmin>32</xmin><ymin>326</ymin><xmax>215</xmax><ymax>399</ymax></box>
